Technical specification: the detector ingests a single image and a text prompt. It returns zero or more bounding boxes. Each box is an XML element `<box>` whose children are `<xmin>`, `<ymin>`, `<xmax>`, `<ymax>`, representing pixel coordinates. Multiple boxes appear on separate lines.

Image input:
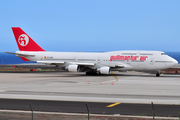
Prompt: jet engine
<box><xmin>66</xmin><ymin>65</ymin><xmax>79</xmax><ymax>72</ymax></box>
<box><xmin>97</xmin><ymin>67</ymin><xmax>110</xmax><ymax>74</ymax></box>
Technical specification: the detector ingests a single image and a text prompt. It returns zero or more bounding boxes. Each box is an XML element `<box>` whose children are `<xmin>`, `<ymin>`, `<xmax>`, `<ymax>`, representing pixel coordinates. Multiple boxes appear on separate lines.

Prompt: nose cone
<box><xmin>172</xmin><ymin>58</ymin><xmax>178</xmax><ymax>66</ymax></box>
<box><xmin>174</xmin><ymin>59</ymin><xmax>178</xmax><ymax>64</ymax></box>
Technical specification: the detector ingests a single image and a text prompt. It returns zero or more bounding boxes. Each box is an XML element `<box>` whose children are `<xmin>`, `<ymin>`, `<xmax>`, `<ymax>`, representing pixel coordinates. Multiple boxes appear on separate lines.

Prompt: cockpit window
<box><xmin>161</xmin><ymin>53</ymin><xmax>167</xmax><ymax>55</ymax></box>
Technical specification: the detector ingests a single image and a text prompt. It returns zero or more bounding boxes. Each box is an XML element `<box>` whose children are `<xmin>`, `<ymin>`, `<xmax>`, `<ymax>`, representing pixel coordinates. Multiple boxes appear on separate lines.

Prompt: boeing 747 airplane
<box><xmin>5</xmin><ymin>27</ymin><xmax>178</xmax><ymax>76</ymax></box>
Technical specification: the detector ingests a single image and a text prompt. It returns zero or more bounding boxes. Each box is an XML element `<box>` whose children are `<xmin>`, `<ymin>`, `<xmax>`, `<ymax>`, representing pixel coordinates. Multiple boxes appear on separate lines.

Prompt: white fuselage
<box><xmin>16</xmin><ymin>50</ymin><xmax>178</xmax><ymax>71</ymax></box>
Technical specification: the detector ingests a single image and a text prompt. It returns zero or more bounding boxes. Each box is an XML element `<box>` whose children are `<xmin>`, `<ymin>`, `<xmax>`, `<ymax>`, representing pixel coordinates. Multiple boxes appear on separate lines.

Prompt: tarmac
<box><xmin>0</xmin><ymin>71</ymin><xmax>180</xmax><ymax>119</ymax></box>
<box><xmin>0</xmin><ymin>71</ymin><xmax>180</xmax><ymax>104</ymax></box>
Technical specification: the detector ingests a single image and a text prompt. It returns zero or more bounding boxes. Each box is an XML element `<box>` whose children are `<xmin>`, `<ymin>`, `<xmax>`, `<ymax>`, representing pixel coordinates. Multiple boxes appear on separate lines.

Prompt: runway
<box><xmin>0</xmin><ymin>98</ymin><xmax>180</xmax><ymax>117</ymax></box>
<box><xmin>0</xmin><ymin>71</ymin><xmax>180</xmax><ymax>116</ymax></box>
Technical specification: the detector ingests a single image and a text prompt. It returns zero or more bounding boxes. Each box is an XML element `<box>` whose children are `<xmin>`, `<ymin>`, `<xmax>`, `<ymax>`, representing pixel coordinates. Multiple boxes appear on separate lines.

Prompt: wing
<box><xmin>37</xmin><ymin>61</ymin><xmax>95</xmax><ymax>66</ymax></box>
<box><xmin>101</xmin><ymin>63</ymin><xmax>125</xmax><ymax>68</ymax></box>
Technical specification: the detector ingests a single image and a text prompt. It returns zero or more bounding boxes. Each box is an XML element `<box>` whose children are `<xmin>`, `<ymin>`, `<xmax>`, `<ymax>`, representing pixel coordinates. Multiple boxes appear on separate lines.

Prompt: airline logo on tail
<box><xmin>18</xmin><ymin>34</ymin><xmax>29</xmax><ymax>46</ymax></box>
<box><xmin>12</xmin><ymin>27</ymin><xmax>45</xmax><ymax>51</ymax></box>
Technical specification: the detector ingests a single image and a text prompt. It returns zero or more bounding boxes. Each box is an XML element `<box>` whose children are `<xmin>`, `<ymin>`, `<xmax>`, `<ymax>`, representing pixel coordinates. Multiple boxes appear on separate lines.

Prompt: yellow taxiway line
<box><xmin>106</xmin><ymin>102</ymin><xmax>121</xmax><ymax>107</ymax></box>
<box><xmin>132</xmin><ymin>70</ymin><xmax>141</xmax><ymax>74</ymax></box>
<box><xmin>111</xmin><ymin>72</ymin><xmax>118</xmax><ymax>82</ymax></box>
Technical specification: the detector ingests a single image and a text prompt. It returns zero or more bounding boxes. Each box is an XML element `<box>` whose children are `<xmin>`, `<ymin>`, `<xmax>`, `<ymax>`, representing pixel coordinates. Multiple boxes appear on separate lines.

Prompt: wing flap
<box><xmin>74</xmin><ymin>62</ymin><xmax>95</xmax><ymax>66</ymax></box>
<box><xmin>101</xmin><ymin>63</ymin><xmax>125</xmax><ymax>68</ymax></box>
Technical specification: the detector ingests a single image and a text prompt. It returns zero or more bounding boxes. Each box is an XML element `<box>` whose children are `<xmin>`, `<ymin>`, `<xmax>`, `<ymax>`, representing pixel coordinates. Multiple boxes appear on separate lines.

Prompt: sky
<box><xmin>0</xmin><ymin>0</ymin><xmax>180</xmax><ymax>52</ymax></box>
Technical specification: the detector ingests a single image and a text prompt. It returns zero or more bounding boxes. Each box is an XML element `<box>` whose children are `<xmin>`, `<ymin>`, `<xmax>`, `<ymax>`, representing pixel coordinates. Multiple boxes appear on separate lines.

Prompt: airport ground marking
<box><xmin>111</xmin><ymin>72</ymin><xmax>118</xmax><ymax>82</ymax></box>
<box><xmin>132</xmin><ymin>70</ymin><xmax>141</xmax><ymax>74</ymax></box>
<box><xmin>106</xmin><ymin>102</ymin><xmax>121</xmax><ymax>107</ymax></box>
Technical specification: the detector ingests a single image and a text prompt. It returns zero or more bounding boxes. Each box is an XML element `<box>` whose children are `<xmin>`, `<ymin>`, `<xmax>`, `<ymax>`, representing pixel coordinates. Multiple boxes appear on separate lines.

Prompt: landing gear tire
<box><xmin>156</xmin><ymin>72</ymin><xmax>160</xmax><ymax>77</ymax></box>
<box><xmin>86</xmin><ymin>71</ymin><xmax>97</xmax><ymax>76</ymax></box>
<box><xmin>86</xmin><ymin>71</ymin><xmax>90</xmax><ymax>75</ymax></box>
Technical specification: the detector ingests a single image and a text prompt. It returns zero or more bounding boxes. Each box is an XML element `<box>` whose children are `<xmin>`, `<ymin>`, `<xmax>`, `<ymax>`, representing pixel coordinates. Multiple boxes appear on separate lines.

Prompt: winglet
<box><xmin>12</xmin><ymin>27</ymin><xmax>45</xmax><ymax>51</ymax></box>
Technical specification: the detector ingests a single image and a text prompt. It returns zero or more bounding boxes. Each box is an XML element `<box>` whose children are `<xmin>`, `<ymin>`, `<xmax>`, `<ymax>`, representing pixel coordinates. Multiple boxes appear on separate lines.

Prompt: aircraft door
<box><xmin>41</xmin><ymin>56</ymin><xmax>44</xmax><ymax>60</ymax></box>
<box><xmin>136</xmin><ymin>51</ymin><xmax>140</xmax><ymax>61</ymax></box>
<box><xmin>97</xmin><ymin>57</ymin><xmax>101</xmax><ymax>64</ymax></box>
<box><xmin>150</xmin><ymin>58</ymin><xmax>154</xmax><ymax>65</ymax></box>
<box><xmin>37</xmin><ymin>56</ymin><xmax>44</xmax><ymax>61</ymax></box>
<box><xmin>73</xmin><ymin>57</ymin><xmax>77</xmax><ymax>62</ymax></box>
<box><xmin>126</xmin><ymin>60</ymin><xmax>130</xmax><ymax>64</ymax></box>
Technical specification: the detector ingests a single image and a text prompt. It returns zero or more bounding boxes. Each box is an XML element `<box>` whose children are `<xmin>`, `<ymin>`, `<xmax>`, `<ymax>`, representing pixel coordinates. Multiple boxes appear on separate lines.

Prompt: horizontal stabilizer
<box><xmin>4</xmin><ymin>51</ymin><xmax>35</xmax><ymax>57</ymax></box>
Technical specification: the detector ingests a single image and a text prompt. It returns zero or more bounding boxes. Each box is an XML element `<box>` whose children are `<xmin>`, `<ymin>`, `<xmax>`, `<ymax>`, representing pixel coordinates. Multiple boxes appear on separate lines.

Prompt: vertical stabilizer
<box><xmin>12</xmin><ymin>27</ymin><xmax>45</xmax><ymax>51</ymax></box>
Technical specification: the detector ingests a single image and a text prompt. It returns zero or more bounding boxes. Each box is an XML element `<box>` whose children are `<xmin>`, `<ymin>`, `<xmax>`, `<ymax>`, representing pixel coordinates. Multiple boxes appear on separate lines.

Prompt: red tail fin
<box><xmin>12</xmin><ymin>27</ymin><xmax>45</xmax><ymax>51</ymax></box>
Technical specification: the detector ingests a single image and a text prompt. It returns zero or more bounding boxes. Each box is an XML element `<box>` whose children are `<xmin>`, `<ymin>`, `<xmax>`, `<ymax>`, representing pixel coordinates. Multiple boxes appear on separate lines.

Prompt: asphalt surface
<box><xmin>0</xmin><ymin>71</ymin><xmax>180</xmax><ymax>117</ymax></box>
<box><xmin>0</xmin><ymin>98</ymin><xmax>180</xmax><ymax>117</ymax></box>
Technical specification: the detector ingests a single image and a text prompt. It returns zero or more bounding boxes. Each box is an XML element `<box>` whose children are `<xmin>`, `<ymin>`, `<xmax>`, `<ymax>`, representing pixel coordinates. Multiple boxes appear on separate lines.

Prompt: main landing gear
<box><xmin>156</xmin><ymin>72</ymin><xmax>160</xmax><ymax>77</ymax></box>
<box><xmin>86</xmin><ymin>71</ymin><xmax>98</xmax><ymax>75</ymax></box>
<box><xmin>86</xmin><ymin>70</ymin><xmax>102</xmax><ymax>75</ymax></box>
